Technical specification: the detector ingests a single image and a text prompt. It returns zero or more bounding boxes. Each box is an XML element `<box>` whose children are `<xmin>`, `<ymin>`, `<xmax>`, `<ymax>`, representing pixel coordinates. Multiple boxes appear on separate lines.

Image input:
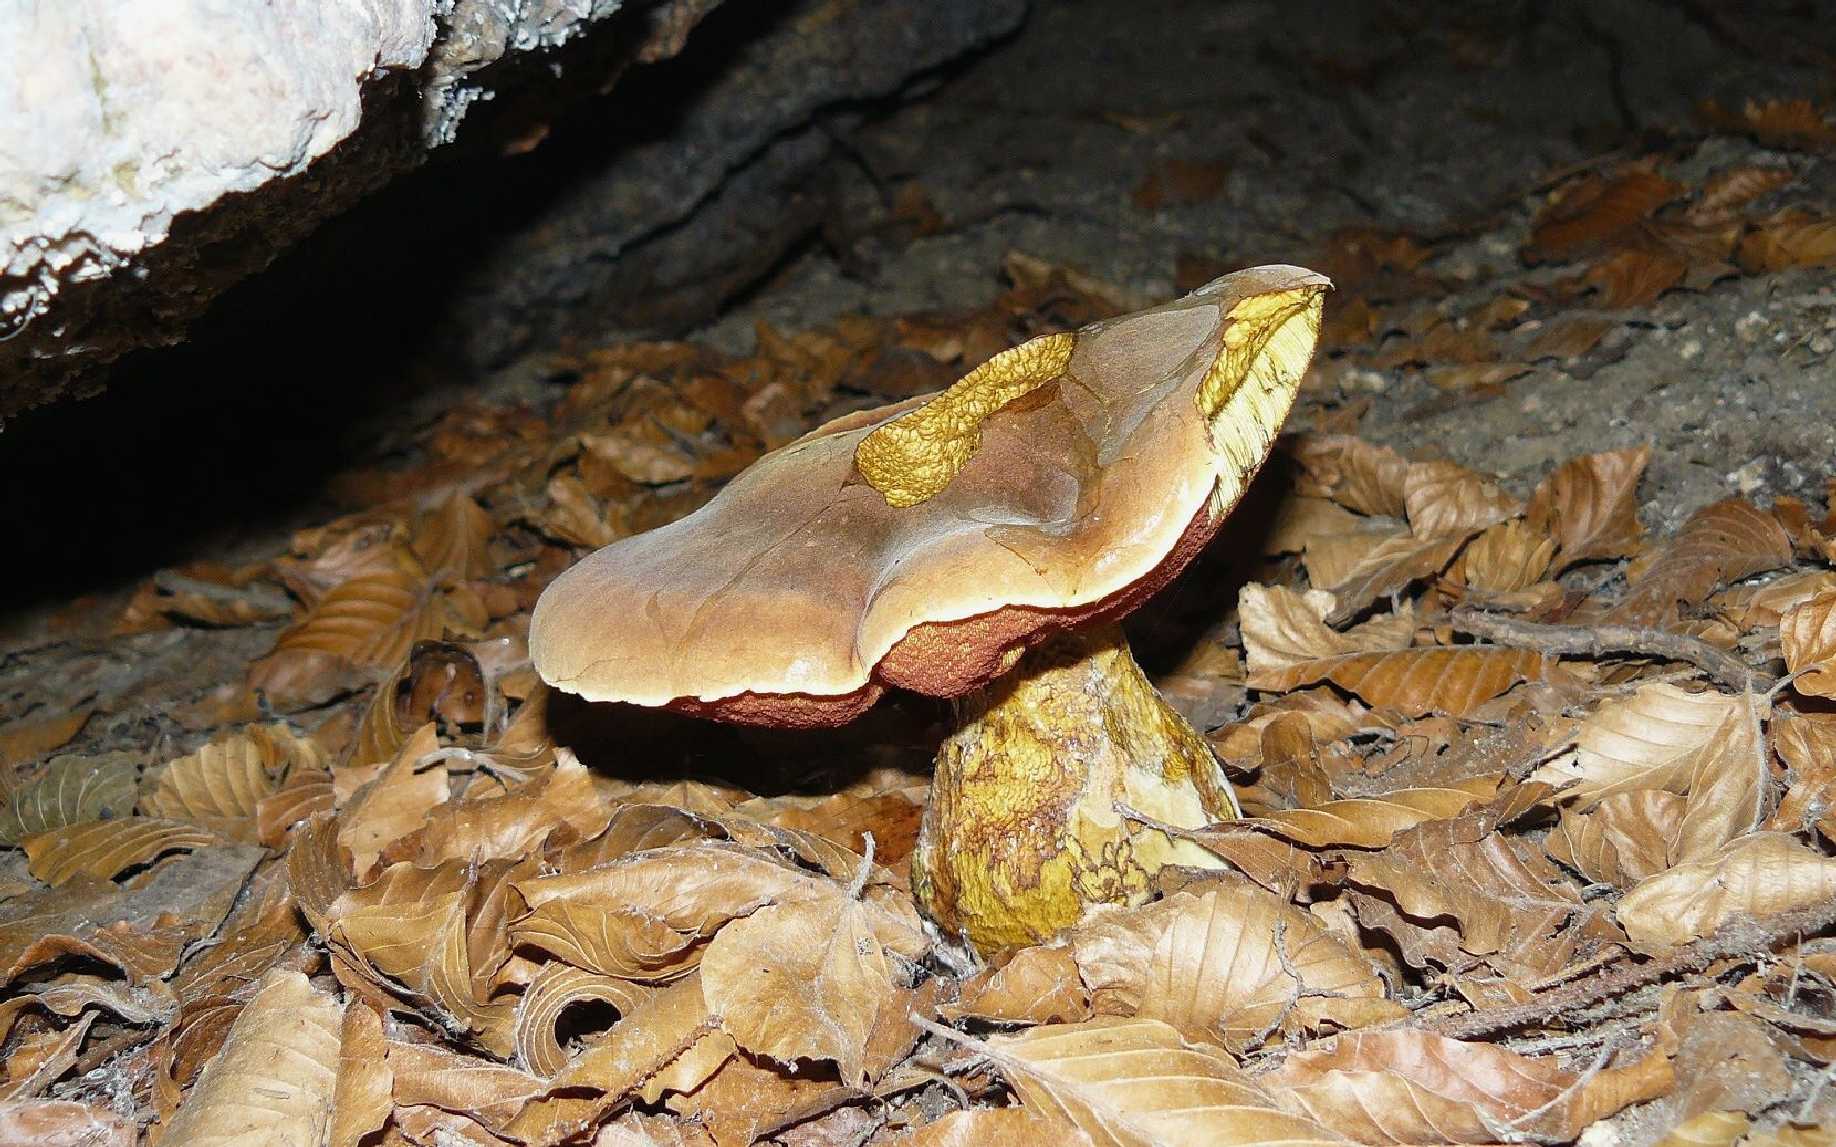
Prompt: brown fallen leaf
<box><xmin>1403</xmin><ymin>461</ymin><xmax>1522</xmax><ymax>538</ymax></box>
<box><xmin>1535</xmin><ymin>683</ymin><xmax>1767</xmax><ymax>860</ymax></box>
<box><xmin>1246</xmin><ymin>776</ymin><xmax>1504</xmax><ymax>848</ymax></box>
<box><xmin>336</xmin><ymin>723</ymin><xmax>449</xmax><ymax>878</ymax></box>
<box><xmin>1317</xmin><ymin>531</ymin><xmax>1470</xmax><ymax>623</ymax></box>
<box><xmin>881</xmin><ymin>1108</ymin><xmax>1056</xmax><ymax>1146</ymax></box>
<box><xmin>1525</xmin><ymin>444</ymin><xmax>1650</xmax><ymax>572</ymax></box>
<box><xmin>157</xmin><ymin>969</ymin><xmax>342</xmax><ymax>1147</ymax></box>
<box><xmin>1070</xmin><ymin>881</ymin><xmax>1398</xmax><ymax>1051</ymax></box>
<box><xmin>0</xmin><ymin>1100</ymin><xmax>134</xmax><ymax>1147</ymax></box>
<box><xmin>1586</xmin><ymin>248</ymin><xmax>1688</xmax><ymax>308</ymax></box>
<box><xmin>412</xmin><ymin>490</ymin><xmax>498</xmax><ymax>582</ymax></box>
<box><xmin>942</xmin><ymin>944</ymin><xmax>1091</xmax><ymax>1026</ymax></box>
<box><xmin>1527</xmin><ymin>169</ymin><xmax>1683</xmax><ymax>262</ymax></box>
<box><xmin>1616</xmin><ymin>832</ymin><xmax>1836</xmax><ymax>948</ymax></box>
<box><xmin>21</xmin><ymin>818</ymin><xmax>215</xmax><ymax>886</ymax></box>
<box><xmin>1266</xmin><ymin>1028</ymin><xmax>1671</xmax><ymax>1143</ymax></box>
<box><xmin>141</xmin><ymin>724</ymin><xmax>322</xmax><ymax>842</ymax></box>
<box><xmin>971</xmin><ymin>1016</ymin><xmax>1344</xmax><ymax>1147</ymax></box>
<box><xmin>1453</xmin><ymin>519</ymin><xmax>1556</xmax><ymax>593</ymax></box>
<box><xmin>700</xmin><ymin>894</ymin><xmax>912</xmax><ymax>1085</ymax></box>
<box><xmin>1690</xmin><ymin>166</ymin><xmax>1796</xmax><ymax>224</ymax></box>
<box><xmin>1545</xmin><ymin>790</ymin><xmax>1684</xmax><ymax>887</ymax></box>
<box><xmin>1611</xmin><ymin>498</ymin><xmax>1792</xmax><ymax>625</ymax></box>
<box><xmin>1700</xmin><ymin>98</ymin><xmax>1836</xmax><ymax>151</ymax></box>
<box><xmin>1770</xmin><ymin>710</ymin><xmax>1836</xmax><ymax>842</ymax></box>
<box><xmin>388</xmin><ymin>1038</ymin><xmax>546</xmax><ymax>1132</ymax></box>
<box><xmin>1782</xmin><ymin>589</ymin><xmax>1836</xmax><ymax>698</ymax></box>
<box><xmin>0</xmin><ymin>752</ymin><xmax>138</xmax><ymax>846</ymax></box>
<box><xmin>1287</xmin><ymin>435</ymin><xmax>1410</xmax><ymax>518</ymax></box>
<box><xmin>1737</xmin><ymin>210</ymin><xmax>1836</xmax><ymax>272</ymax></box>
<box><xmin>515</xmin><ymin>965</ymin><xmax>652</xmax><ymax>1077</ymax></box>
<box><xmin>1524</xmin><ymin>316</ymin><xmax>1616</xmax><ymax>362</ymax></box>
<box><xmin>330</xmin><ymin>1002</ymin><xmax>391</xmax><ymax>1147</ymax></box>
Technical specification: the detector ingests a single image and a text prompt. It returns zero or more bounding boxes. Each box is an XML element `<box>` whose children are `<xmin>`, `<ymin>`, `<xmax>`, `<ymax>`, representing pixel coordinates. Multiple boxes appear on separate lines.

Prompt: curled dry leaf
<box><xmin>1316</xmin><ymin>530</ymin><xmax>1469</xmax><ymax>623</ymax></box>
<box><xmin>1616</xmin><ymin>831</ymin><xmax>1836</xmax><ymax>948</ymax></box>
<box><xmin>159</xmin><ymin>970</ymin><xmax>342</xmax><ymax>1147</ymax></box>
<box><xmin>1737</xmin><ymin>211</ymin><xmax>1836</xmax><ymax>273</ymax></box>
<box><xmin>515</xmin><ymin>965</ymin><xmax>652</xmax><ymax>1077</ymax></box>
<box><xmin>942</xmin><ymin>944</ymin><xmax>1091</xmax><ymax>1026</ymax></box>
<box><xmin>1070</xmin><ymin>882</ymin><xmax>1398</xmax><ymax>1051</ymax></box>
<box><xmin>0</xmin><ymin>752</ymin><xmax>138</xmax><ymax>846</ymax></box>
<box><xmin>1287</xmin><ymin>434</ymin><xmax>1410</xmax><ymax>518</ymax></box>
<box><xmin>387</xmin><ymin>1038</ymin><xmax>546</xmax><ymax>1132</ymax></box>
<box><xmin>336</xmin><ymin>723</ymin><xmax>449</xmax><ymax>878</ymax></box>
<box><xmin>331</xmin><ymin>1002</ymin><xmax>391</xmax><ymax>1147</ymax></box>
<box><xmin>408</xmin><ymin>751</ymin><xmax>610</xmax><ymax>866</ymax></box>
<box><xmin>1402</xmin><ymin>461</ymin><xmax>1522</xmax><ymax>538</ymax></box>
<box><xmin>1526</xmin><ymin>169</ymin><xmax>1683</xmax><ymax>261</ymax></box>
<box><xmin>1453</xmin><ymin>519</ymin><xmax>1556</xmax><ymax>593</ymax></box>
<box><xmin>1781</xmin><ymin>589</ymin><xmax>1836</xmax><ymax>698</ymax></box>
<box><xmin>250</xmin><ymin>548</ymin><xmax>486</xmax><ymax>708</ymax></box>
<box><xmin>1586</xmin><ymin>248</ymin><xmax>1687</xmax><ymax>308</ymax></box>
<box><xmin>140</xmin><ymin>724</ymin><xmax>320</xmax><ymax>841</ymax></box>
<box><xmin>1239</xmin><ymin>583</ymin><xmax>1409</xmax><ymax>684</ymax></box>
<box><xmin>1266</xmin><ymin>1028</ymin><xmax>1671</xmax><ymax>1143</ymax></box>
<box><xmin>700</xmin><ymin>895</ymin><xmax>910</xmax><ymax>1086</ymax></box>
<box><xmin>1611</xmin><ymin>498</ymin><xmax>1792</xmax><ymax>626</ymax></box>
<box><xmin>21</xmin><ymin>818</ymin><xmax>215</xmax><ymax>886</ymax></box>
<box><xmin>411</xmin><ymin>490</ymin><xmax>498</xmax><ymax>582</ymax></box>
<box><xmin>978</xmin><ymin>1016</ymin><xmax>1343</xmax><ymax>1147</ymax></box>
<box><xmin>1246</xmin><ymin>775</ymin><xmax>1503</xmax><ymax>848</ymax></box>
<box><xmin>1770</xmin><ymin>710</ymin><xmax>1836</xmax><ymax>842</ymax></box>
<box><xmin>1545</xmin><ymin>790</ymin><xmax>1684</xmax><ymax>887</ymax></box>
<box><xmin>513</xmin><ymin>899</ymin><xmax>701</xmax><ymax>981</ymax></box>
<box><xmin>1526</xmin><ymin>445</ymin><xmax>1650</xmax><ymax>572</ymax></box>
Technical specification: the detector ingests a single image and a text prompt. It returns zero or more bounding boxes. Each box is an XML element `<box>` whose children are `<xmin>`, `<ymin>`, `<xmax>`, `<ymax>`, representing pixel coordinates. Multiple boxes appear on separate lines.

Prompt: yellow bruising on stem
<box><xmin>1196</xmin><ymin>287</ymin><xmax>1326</xmax><ymax>521</ymax></box>
<box><xmin>854</xmin><ymin>331</ymin><xmax>1077</xmax><ymax>508</ymax></box>
<box><xmin>911</xmin><ymin>623</ymin><xmax>1238</xmax><ymax>958</ymax></box>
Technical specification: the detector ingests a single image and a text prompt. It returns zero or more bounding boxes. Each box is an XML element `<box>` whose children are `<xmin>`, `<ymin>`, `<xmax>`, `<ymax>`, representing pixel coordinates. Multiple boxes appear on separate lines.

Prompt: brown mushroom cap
<box><xmin>530</xmin><ymin>264</ymin><xmax>1329</xmax><ymax>727</ymax></box>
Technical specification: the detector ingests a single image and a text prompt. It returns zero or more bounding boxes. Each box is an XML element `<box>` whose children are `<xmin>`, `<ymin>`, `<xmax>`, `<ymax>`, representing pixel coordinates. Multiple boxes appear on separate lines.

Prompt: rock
<box><xmin>0</xmin><ymin>0</ymin><xmax>1024</xmax><ymax>416</ymax></box>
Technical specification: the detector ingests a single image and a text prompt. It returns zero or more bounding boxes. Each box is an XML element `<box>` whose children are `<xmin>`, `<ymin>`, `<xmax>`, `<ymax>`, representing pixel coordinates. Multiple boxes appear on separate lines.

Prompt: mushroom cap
<box><xmin>531</xmin><ymin>264</ymin><xmax>1330</xmax><ymax>726</ymax></box>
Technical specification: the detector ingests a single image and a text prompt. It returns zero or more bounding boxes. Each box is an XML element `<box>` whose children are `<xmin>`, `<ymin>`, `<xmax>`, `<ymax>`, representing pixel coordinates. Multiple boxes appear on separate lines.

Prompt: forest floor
<box><xmin>5</xmin><ymin>2</ymin><xmax>1836</xmax><ymax>1144</ymax></box>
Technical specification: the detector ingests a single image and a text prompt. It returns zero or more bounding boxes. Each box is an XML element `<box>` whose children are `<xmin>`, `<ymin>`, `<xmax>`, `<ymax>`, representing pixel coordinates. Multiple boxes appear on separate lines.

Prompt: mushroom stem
<box><xmin>911</xmin><ymin>622</ymin><xmax>1237</xmax><ymax>958</ymax></box>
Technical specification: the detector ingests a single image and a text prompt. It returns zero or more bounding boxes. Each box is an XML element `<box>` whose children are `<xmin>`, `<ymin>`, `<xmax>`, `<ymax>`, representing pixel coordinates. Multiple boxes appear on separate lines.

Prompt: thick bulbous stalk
<box><xmin>911</xmin><ymin>622</ymin><xmax>1238</xmax><ymax>958</ymax></box>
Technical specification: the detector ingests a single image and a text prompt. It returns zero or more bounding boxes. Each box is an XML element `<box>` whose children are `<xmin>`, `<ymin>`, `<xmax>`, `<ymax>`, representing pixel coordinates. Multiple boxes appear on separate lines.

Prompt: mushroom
<box><xmin>530</xmin><ymin>264</ymin><xmax>1330</xmax><ymax>958</ymax></box>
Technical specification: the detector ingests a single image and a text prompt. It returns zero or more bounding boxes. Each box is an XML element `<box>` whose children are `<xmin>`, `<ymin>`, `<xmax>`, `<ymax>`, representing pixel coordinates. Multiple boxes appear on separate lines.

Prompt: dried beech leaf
<box><xmin>336</xmin><ymin>722</ymin><xmax>449</xmax><ymax>878</ymax></box>
<box><xmin>515</xmin><ymin>965</ymin><xmax>652</xmax><ymax>1077</ymax></box>
<box><xmin>1782</xmin><ymin>589</ymin><xmax>1836</xmax><ymax>698</ymax></box>
<box><xmin>1318</xmin><ymin>531</ymin><xmax>1468</xmax><ymax>623</ymax></box>
<box><xmin>1239</xmin><ymin>583</ymin><xmax>1409</xmax><ymax>684</ymax></box>
<box><xmin>140</xmin><ymin>725</ymin><xmax>318</xmax><ymax>841</ymax></box>
<box><xmin>0</xmin><ymin>753</ymin><xmax>138</xmax><ymax>846</ymax></box>
<box><xmin>1717</xmin><ymin>570</ymin><xmax>1836</xmax><ymax>631</ymax></box>
<box><xmin>1610</xmin><ymin>498</ymin><xmax>1792</xmax><ymax>625</ymax></box>
<box><xmin>412</xmin><ymin>491</ymin><xmax>498</xmax><ymax>582</ymax></box>
<box><xmin>1454</xmin><ymin>519</ymin><xmax>1556</xmax><ymax>592</ymax></box>
<box><xmin>250</xmin><ymin>549</ymin><xmax>481</xmax><ymax>707</ymax></box>
<box><xmin>387</xmin><ymin>1039</ymin><xmax>545</xmax><ymax>1131</ymax></box>
<box><xmin>1535</xmin><ymin>683</ymin><xmax>1745</xmax><ymax>807</ymax></box>
<box><xmin>1737</xmin><ymin>211</ymin><xmax>1836</xmax><ymax>272</ymax></box>
<box><xmin>1671</xmin><ymin>690</ymin><xmax>1768</xmax><ymax>862</ymax></box>
<box><xmin>1347</xmin><ymin>796</ymin><xmax>1593</xmax><ymax>974</ymax></box>
<box><xmin>1263</xmin><ymin>495</ymin><xmax>1366</xmax><ymax>557</ymax></box>
<box><xmin>1617</xmin><ymin>832</ymin><xmax>1836</xmax><ymax>948</ymax></box>
<box><xmin>1526</xmin><ymin>445</ymin><xmax>1650</xmax><ymax>571</ymax></box>
<box><xmin>884</xmin><ymin>1109</ymin><xmax>1057</xmax><ymax>1147</ymax></box>
<box><xmin>1287</xmin><ymin>435</ymin><xmax>1410</xmax><ymax>518</ymax></box>
<box><xmin>159</xmin><ymin>970</ymin><xmax>342</xmax><ymax>1147</ymax></box>
<box><xmin>513</xmin><ymin>899</ymin><xmax>700</xmax><ymax>981</ymax></box>
<box><xmin>331</xmin><ymin>1002</ymin><xmax>391</xmax><ymax>1147</ymax></box>
<box><xmin>1267</xmin><ymin>1028</ymin><xmax>1671</xmax><ymax>1142</ymax></box>
<box><xmin>1247</xmin><ymin>776</ymin><xmax>1503</xmax><ymax>848</ymax></box>
<box><xmin>980</xmin><ymin>1016</ymin><xmax>1343</xmax><ymax>1147</ymax></box>
<box><xmin>701</xmin><ymin>895</ymin><xmax>907</xmax><ymax>1085</ymax></box>
<box><xmin>1242</xmin><ymin>587</ymin><xmax>1547</xmax><ymax>717</ymax></box>
<box><xmin>943</xmin><ymin>944</ymin><xmax>1091</xmax><ymax>1025</ymax></box>
<box><xmin>1545</xmin><ymin>790</ymin><xmax>1684</xmax><ymax>887</ymax></box>
<box><xmin>409</xmin><ymin>752</ymin><xmax>609</xmax><ymax>866</ymax></box>
<box><xmin>0</xmin><ymin>1100</ymin><xmax>133</xmax><ymax>1147</ymax></box>
<box><xmin>1527</xmin><ymin>170</ymin><xmax>1683</xmax><ymax>261</ymax></box>
<box><xmin>1586</xmin><ymin>248</ymin><xmax>1687</xmax><ymax>308</ymax></box>
<box><xmin>1302</xmin><ymin>516</ymin><xmax>1408</xmax><ymax>592</ymax></box>
<box><xmin>1070</xmin><ymin>882</ymin><xmax>1397</xmax><ymax>1050</ymax></box>
<box><xmin>21</xmin><ymin>818</ymin><xmax>214</xmax><ymax>886</ymax></box>
<box><xmin>1402</xmin><ymin>461</ymin><xmax>1521</xmax><ymax>538</ymax></box>
<box><xmin>1771</xmin><ymin>711</ymin><xmax>1836</xmax><ymax>842</ymax></box>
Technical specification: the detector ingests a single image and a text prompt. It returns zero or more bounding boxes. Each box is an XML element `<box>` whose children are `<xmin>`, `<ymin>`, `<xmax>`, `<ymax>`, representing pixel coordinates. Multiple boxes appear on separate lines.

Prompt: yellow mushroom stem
<box><xmin>910</xmin><ymin>622</ymin><xmax>1239</xmax><ymax>958</ymax></box>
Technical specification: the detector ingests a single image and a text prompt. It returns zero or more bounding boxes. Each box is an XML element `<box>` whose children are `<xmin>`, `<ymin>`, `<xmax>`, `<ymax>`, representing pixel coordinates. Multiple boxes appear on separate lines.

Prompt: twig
<box><xmin>1420</xmin><ymin>894</ymin><xmax>1836</xmax><ymax>1040</ymax></box>
<box><xmin>1446</xmin><ymin>609</ymin><xmax>1770</xmax><ymax>693</ymax></box>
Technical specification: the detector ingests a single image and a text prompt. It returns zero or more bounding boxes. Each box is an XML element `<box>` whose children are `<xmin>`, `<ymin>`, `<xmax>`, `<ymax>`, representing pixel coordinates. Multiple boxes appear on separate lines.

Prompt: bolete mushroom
<box><xmin>530</xmin><ymin>264</ymin><xmax>1329</xmax><ymax>957</ymax></box>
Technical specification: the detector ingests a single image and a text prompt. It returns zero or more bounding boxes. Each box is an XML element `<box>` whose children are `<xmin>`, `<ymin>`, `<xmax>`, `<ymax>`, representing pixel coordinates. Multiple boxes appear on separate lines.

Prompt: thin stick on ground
<box><xmin>1446</xmin><ymin>609</ymin><xmax>1770</xmax><ymax>693</ymax></box>
<box><xmin>1418</xmin><ymin>895</ymin><xmax>1836</xmax><ymax>1040</ymax></box>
